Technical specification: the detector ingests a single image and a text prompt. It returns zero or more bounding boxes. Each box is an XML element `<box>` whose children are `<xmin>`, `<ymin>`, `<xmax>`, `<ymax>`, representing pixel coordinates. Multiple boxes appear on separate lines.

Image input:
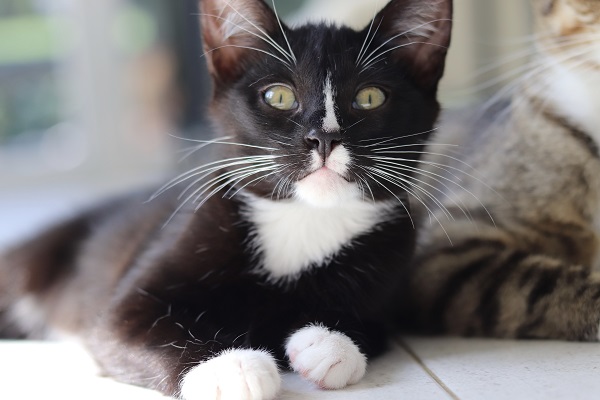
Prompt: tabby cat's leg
<box><xmin>412</xmin><ymin>238</ymin><xmax>600</xmax><ymax>340</ymax></box>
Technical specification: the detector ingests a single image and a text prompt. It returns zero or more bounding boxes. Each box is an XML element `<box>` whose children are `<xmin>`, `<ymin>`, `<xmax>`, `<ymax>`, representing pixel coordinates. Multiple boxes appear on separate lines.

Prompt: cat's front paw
<box><xmin>285</xmin><ymin>325</ymin><xmax>367</xmax><ymax>389</ymax></box>
<box><xmin>180</xmin><ymin>348</ymin><xmax>281</xmax><ymax>400</ymax></box>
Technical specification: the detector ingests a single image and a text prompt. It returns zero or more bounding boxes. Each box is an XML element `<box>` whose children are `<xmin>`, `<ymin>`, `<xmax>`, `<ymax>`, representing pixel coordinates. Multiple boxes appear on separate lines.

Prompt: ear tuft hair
<box><xmin>362</xmin><ymin>0</ymin><xmax>452</xmax><ymax>90</ymax></box>
<box><xmin>199</xmin><ymin>0</ymin><xmax>280</xmax><ymax>84</ymax></box>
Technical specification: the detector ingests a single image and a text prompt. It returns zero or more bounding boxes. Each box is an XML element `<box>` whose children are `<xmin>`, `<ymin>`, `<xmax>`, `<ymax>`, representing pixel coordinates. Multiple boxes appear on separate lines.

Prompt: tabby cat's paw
<box><xmin>285</xmin><ymin>325</ymin><xmax>367</xmax><ymax>389</ymax></box>
<box><xmin>180</xmin><ymin>348</ymin><xmax>281</xmax><ymax>400</ymax></box>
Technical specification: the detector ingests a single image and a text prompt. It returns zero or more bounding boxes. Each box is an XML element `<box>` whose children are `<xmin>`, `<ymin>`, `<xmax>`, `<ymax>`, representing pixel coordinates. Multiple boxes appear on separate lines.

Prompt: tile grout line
<box><xmin>396</xmin><ymin>338</ymin><xmax>461</xmax><ymax>400</ymax></box>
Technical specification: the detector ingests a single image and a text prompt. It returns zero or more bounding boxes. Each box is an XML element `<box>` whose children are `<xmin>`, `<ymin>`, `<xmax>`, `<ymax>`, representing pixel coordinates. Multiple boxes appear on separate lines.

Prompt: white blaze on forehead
<box><xmin>322</xmin><ymin>71</ymin><xmax>341</xmax><ymax>132</ymax></box>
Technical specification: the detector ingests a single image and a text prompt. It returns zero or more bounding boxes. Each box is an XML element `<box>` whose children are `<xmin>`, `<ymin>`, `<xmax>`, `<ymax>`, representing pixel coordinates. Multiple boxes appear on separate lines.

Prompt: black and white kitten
<box><xmin>0</xmin><ymin>0</ymin><xmax>451</xmax><ymax>399</ymax></box>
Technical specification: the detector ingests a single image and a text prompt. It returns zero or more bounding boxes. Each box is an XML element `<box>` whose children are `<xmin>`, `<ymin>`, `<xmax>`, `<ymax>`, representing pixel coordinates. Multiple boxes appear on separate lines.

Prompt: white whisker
<box><xmin>356</xmin><ymin>166</ymin><xmax>415</xmax><ymax>228</ymax></box>
<box><xmin>150</xmin><ymin>155</ymin><xmax>282</xmax><ymax>201</ymax></box>
<box><xmin>199</xmin><ymin>9</ymin><xmax>294</xmax><ymax>64</ymax></box>
<box><xmin>270</xmin><ymin>0</ymin><xmax>297</xmax><ymax>64</ymax></box>
<box><xmin>367</xmin><ymin>165</ymin><xmax>454</xmax><ymax>221</ymax></box>
<box><xmin>360</xmin><ymin>19</ymin><xmax>451</xmax><ymax>68</ymax></box>
<box><xmin>356</xmin><ymin>15</ymin><xmax>384</xmax><ymax>66</ymax></box>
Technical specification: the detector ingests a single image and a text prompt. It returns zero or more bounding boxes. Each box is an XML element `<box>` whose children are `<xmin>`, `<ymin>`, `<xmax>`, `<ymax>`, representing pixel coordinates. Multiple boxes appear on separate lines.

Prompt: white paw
<box><xmin>180</xmin><ymin>348</ymin><xmax>281</xmax><ymax>400</ymax></box>
<box><xmin>285</xmin><ymin>325</ymin><xmax>367</xmax><ymax>389</ymax></box>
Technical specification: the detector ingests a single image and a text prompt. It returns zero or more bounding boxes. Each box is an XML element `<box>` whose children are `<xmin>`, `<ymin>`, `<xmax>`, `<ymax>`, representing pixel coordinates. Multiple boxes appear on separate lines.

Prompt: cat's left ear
<box><xmin>366</xmin><ymin>0</ymin><xmax>452</xmax><ymax>91</ymax></box>
<box><xmin>199</xmin><ymin>0</ymin><xmax>282</xmax><ymax>85</ymax></box>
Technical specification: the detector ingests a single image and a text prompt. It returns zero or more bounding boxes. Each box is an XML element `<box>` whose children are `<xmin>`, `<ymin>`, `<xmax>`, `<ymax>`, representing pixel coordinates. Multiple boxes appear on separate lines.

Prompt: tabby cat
<box><xmin>0</xmin><ymin>0</ymin><xmax>452</xmax><ymax>399</ymax></box>
<box><xmin>406</xmin><ymin>0</ymin><xmax>600</xmax><ymax>340</ymax></box>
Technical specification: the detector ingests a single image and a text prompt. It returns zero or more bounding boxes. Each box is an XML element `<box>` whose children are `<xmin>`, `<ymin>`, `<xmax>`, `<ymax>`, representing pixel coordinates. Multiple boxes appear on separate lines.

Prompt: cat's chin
<box><xmin>294</xmin><ymin>168</ymin><xmax>360</xmax><ymax>208</ymax></box>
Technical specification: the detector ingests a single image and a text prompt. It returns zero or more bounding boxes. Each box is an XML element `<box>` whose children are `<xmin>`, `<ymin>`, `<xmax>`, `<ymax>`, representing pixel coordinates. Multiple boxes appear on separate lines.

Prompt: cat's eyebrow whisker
<box><xmin>359</xmin><ymin>18</ymin><xmax>452</xmax><ymax>68</ymax></box>
<box><xmin>356</xmin><ymin>15</ymin><xmax>384</xmax><ymax>66</ymax></box>
<box><xmin>198</xmin><ymin>10</ymin><xmax>295</xmax><ymax>65</ymax></box>
<box><xmin>201</xmin><ymin>43</ymin><xmax>292</xmax><ymax>71</ymax></box>
<box><xmin>361</xmin><ymin>41</ymin><xmax>448</xmax><ymax>72</ymax></box>
<box><xmin>248</xmin><ymin>74</ymin><xmax>275</xmax><ymax>87</ymax></box>
<box><xmin>270</xmin><ymin>0</ymin><xmax>297</xmax><ymax>64</ymax></box>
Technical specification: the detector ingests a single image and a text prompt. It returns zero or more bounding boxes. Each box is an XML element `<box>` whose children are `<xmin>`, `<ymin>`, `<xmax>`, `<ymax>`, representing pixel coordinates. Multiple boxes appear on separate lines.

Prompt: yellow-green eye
<box><xmin>353</xmin><ymin>87</ymin><xmax>386</xmax><ymax>110</ymax></box>
<box><xmin>264</xmin><ymin>85</ymin><xmax>298</xmax><ymax>110</ymax></box>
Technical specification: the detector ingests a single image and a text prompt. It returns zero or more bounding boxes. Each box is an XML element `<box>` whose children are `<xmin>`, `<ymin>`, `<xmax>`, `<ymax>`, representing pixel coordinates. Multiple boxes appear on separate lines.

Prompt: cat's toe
<box><xmin>285</xmin><ymin>325</ymin><xmax>367</xmax><ymax>389</ymax></box>
<box><xmin>180</xmin><ymin>348</ymin><xmax>281</xmax><ymax>400</ymax></box>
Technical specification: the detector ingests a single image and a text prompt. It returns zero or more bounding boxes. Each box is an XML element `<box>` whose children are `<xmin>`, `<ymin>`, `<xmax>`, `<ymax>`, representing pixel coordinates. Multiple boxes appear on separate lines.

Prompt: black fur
<box><xmin>0</xmin><ymin>0</ymin><xmax>452</xmax><ymax>397</ymax></box>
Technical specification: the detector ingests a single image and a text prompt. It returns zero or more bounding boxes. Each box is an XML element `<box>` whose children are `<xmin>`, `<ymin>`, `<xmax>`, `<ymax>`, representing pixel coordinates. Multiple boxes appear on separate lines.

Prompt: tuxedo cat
<box><xmin>406</xmin><ymin>0</ymin><xmax>600</xmax><ymax>341</ymax></box>
<box><xmin>0</xmin><ymin>0</ymin><xmax>451</xmax><ymax>398</ymax></box>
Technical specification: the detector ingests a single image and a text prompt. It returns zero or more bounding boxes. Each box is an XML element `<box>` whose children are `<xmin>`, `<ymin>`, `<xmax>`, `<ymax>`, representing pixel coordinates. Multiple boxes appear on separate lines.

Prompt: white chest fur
<box><xmin>242</xmin><ymin>194</ymin><xmax>394</xmax><ymax>283</ymax></box>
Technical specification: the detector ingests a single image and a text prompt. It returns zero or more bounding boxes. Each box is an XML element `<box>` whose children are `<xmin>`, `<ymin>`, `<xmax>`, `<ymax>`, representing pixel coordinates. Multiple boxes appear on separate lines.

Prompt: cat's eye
<box><xmin>264</xmin><ymin>85</ymin><xmax>298</xmax><ymax>111</ymax></box>
<box><xmin>353</xmin><ymin>87</ymin><xmax>386</xmax><ymax>110</ymax></box>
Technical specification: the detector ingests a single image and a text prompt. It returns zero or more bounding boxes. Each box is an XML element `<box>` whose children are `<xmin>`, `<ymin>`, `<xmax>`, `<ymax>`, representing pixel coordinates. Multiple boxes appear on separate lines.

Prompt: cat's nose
<box><xmin>304</xmin><ymin>129</ymin><xmax>342</xmax><ymax>160</ymax></box>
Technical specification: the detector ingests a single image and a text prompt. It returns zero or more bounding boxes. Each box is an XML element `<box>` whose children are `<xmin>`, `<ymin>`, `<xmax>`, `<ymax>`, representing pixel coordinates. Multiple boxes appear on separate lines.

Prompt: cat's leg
<box><xmin>180</xmin><ymin>348</ymin><xmax>280</xmax><ymax>400</ymax></box>
<box><xmin>285</xmin><ymin>324</ymin><xmax>367</xmax><ymax>389</ymax></box>
<box><xmin>283</xmin><ymin>315</ymin><xmax>387</xmax><ymax>389</ymax></box>
<box><xmin>410</xmin><ymin>226</ymin><xmax>600</xmax><ymax>340</ymax></box>
<box><xmin>88</xmin><ymin>291</ymin><xmax>282</xmax><ymax>400</ymax></box>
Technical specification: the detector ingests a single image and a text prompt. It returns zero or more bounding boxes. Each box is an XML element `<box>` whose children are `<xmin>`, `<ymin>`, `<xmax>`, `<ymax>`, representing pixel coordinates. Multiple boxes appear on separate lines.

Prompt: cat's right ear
<box><xmin>199</xmin><ymin>0</ymin><xmax>280</xmax><ymax>85</ymax></box>
<box><xmin>366</xmin><ymin>0</ymin><xmax>453</xmax><ymax>91</ymax></box>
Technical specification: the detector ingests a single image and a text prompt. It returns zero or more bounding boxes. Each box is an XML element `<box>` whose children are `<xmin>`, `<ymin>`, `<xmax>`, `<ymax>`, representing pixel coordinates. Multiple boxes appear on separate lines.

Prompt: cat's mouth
<box><xmin>297</xmin><ymin>166</ymin><xmax>350</xmax><ymax>183</ymax></box>
<box><xmin>294</xmin><ymin>166</ymin><xmax>357</xmax><ymax>207</ymax></box>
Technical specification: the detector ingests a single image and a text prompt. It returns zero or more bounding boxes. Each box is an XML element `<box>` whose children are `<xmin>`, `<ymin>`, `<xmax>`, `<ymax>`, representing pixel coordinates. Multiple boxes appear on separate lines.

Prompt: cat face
<box><xmin>198</xmin><ymin>0</ymin><xmax>452</xmax><ymax>208</ymax></box>
<box><xmin>527</xmin><ymin>0</ymin><xmax>600</xmax><ymax>138</ymax></box>
<box><xmin>533</xmin><ymin>0</ymin><xmax>600</xmax><ymax>63</ymax></box>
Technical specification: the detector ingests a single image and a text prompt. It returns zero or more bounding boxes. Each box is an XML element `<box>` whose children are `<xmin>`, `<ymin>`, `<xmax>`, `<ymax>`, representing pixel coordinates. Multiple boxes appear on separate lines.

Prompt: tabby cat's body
<box><xmin>0</xmin><ymin>0</ymin><xmax>452</xmax><ymax>399</ymax></box>
<box><xmin>407</xmin><ymin>0</ymin><xmax>600</xmax><ymax>340</ymax></box>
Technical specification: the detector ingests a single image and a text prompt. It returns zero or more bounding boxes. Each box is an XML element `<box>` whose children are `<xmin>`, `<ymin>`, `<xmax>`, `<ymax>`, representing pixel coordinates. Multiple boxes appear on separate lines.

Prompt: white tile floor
<box><xmin>2</xmin><ymin>337</ymin><xmax>600</xmax><ymax>399</ymax></box>
<box><xmin>2</xmin><ymin>188</ymin><xmax>599</xmax><ymax>399</ymax></box>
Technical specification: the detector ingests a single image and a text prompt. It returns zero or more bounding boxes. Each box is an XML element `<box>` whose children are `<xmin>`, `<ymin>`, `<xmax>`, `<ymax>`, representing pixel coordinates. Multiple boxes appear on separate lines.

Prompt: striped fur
<box><xmin>404</xmin><ymin>0</ymin><xmax>600</xmax><ymax>341</ymax></box>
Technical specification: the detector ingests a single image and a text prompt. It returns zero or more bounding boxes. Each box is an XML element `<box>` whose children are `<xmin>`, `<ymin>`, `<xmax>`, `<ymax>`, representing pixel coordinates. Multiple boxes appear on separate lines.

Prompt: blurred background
<box><xmin>0</xmin><ymin>0</ymin><xmax>532</xmax><ymax>245</ymax></box>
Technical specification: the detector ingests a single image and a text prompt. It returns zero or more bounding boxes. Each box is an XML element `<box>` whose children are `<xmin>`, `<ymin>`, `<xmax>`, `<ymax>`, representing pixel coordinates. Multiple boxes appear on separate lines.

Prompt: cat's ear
<box><xmin>366</xmin><ymin>0</ymin><xmax>452</xmax><ymax>90</ymax></box>
<box><xmin>199</xmin><ymin>0</ymin><xmax>281</xmax><ymax>85</ymax></box>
